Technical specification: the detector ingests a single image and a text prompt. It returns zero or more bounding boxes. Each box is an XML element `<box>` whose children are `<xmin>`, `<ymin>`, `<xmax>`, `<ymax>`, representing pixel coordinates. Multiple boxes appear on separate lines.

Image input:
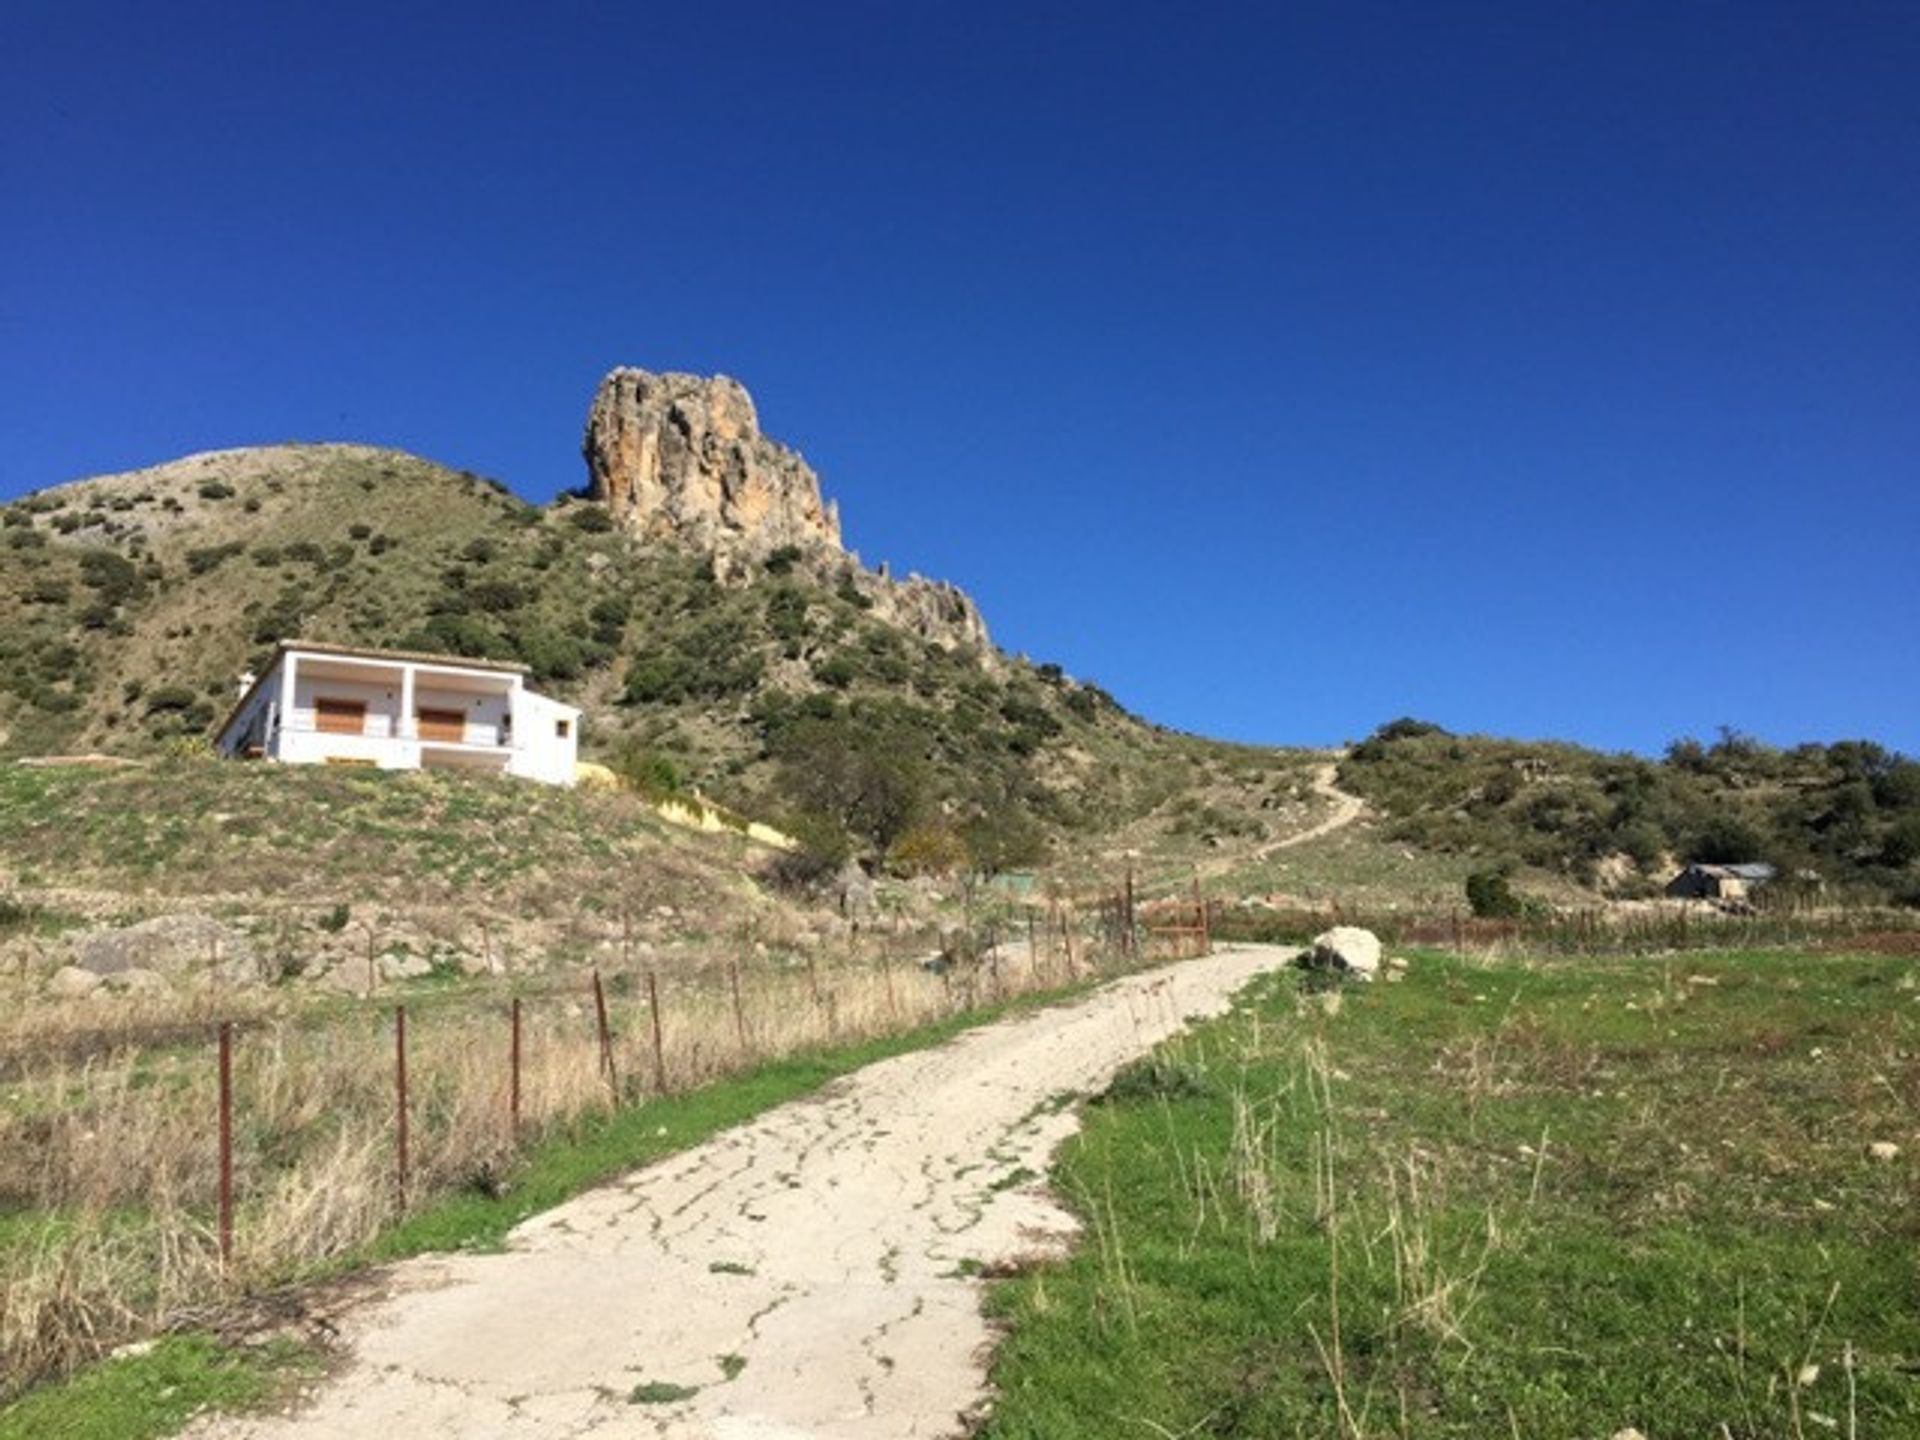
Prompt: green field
<box><xmin>983</xmin><ymin>948</ymin><xmax>1919</xmax><ymax>1438</ymax></box>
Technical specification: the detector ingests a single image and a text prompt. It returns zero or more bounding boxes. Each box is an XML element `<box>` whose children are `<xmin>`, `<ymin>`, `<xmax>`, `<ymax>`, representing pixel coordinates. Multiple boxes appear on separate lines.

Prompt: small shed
<box><xmin>1665</xmin><ymin>862</ymin><xmax>1776</xmax><ymax>901</ymax></box>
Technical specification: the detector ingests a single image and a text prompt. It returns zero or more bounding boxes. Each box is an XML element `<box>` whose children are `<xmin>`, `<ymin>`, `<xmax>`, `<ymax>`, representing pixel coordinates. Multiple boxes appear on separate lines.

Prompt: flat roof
<box><xmin>273</xmin><ymin>639</ymin><xmax>530</xmax><ymax>675</ymax></box>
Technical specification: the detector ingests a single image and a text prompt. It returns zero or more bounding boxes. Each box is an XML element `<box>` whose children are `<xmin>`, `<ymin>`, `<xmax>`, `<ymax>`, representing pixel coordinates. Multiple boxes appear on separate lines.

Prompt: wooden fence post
<box><xmin>217</xmin><ymin>1020</ymin><xmax>234</xmax><ymax>1271</ymax></box>
<box><xmin>1124</xmin><ymin>859</ymin><xmax>1137</xmax><ymax>958</ymax></box>
<box><xmin>394</xmin><ymin>1005</ymin><xmax>410</xmax><ymax>1208</ymax></box>
<box><xmin>729</xmin><ymin>959</ymin><xmax>749</xmax><ymax>1054</ymax></box>
<box><xmin>592</xmin><ymin>968</ymin><xmax>618</xmax><ymax>1099</ymax></box>
<box><xmin>646</xmin><ymin>969</ymin><xmax>667</xmax><ymax>1094</ymax></box>
<box><xmin>509</xmin><ymin>997</ymin><xmax>522</xmax><ymax>1136</ymax></box>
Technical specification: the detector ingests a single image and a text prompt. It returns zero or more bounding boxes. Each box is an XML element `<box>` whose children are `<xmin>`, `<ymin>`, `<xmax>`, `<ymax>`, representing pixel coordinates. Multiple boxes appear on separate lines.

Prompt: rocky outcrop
<box><xmin>584</xmin><ymin>369</ymin><xmax>841</xmax><ymax>558</ymax></box>
<box><xmin>72</xmin><ymin>912</ymin><xmax>263</xmax><ymax>984</ymax></box>
<box><xmin>584</xmin><ymin>367</ymin><xmax>992</xmax><ymax>656</ymax></box>
<box><xmin>837</xmin><ymin>561</ymin><xmax>993</xmax><ymax>655</ymax></box>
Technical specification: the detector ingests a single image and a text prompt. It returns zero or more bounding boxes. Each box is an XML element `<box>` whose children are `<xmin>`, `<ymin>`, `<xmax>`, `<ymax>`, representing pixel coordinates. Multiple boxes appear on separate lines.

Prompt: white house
<box><xmin>214</xmin><ymin>640</ymin><xmax>580</xmax><ymax>786</ymax></box>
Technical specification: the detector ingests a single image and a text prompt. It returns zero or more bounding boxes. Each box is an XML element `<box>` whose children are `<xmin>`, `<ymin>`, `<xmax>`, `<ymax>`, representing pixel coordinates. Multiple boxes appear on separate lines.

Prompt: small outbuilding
<box><xmin>1664</xmin><ymin>862</ymin><xmax>1776</xmax><ymax>901</ymax></box>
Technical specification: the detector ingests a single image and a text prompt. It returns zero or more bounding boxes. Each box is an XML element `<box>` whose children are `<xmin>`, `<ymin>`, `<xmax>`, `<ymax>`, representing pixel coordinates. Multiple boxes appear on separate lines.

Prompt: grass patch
<box><xmin>0</xmin><ymin>1336</ymin><xmax>320</xmax><ymax>1440</ymax></box>
<box><xmin>982</xmin><ymin>949</ymin><xmax>1920</xmax><ymax>1438</ymax></box>
<box><xmin>628</xmin><ymin>1379</ymin><xmax>700</xmax><ymax>1404</ymax></box>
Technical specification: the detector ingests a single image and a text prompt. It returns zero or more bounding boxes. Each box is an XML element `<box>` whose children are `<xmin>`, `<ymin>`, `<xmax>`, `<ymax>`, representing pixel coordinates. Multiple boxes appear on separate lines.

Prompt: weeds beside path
<box><xmin>0</xmin><ymin>971</ymin><xmax>1082</xmax><ymax>1440</ymax></box>
<box><xmin>39</xmin><ymin>944</ymin><xmax>1296</xmax><ymax>1440</ymax></box>
<box><xmin>981</xmin><ymin>947</ymin><xmax>1920</xmax><ymax>1438</ymax></box>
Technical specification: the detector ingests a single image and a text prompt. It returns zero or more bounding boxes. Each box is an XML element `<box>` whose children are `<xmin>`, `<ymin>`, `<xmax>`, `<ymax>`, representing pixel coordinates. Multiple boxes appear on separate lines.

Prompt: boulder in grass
<box><xmin>48</xmin><ymin>964</ymin><xmax>103</xmax><ymax>999</ymax></box>
<box><xmin>1306</xmin><ymin>926</ymin><xmax>1381</xmax><ymax>982</ymax></box>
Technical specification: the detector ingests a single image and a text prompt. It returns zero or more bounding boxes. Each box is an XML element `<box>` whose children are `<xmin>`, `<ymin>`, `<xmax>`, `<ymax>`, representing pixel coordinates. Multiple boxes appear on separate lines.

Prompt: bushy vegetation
<box><xmin>1342</xmin><ymin>720</ymin><xmax>1920</xmax><ymax>903</ymax></box>
<box><xmin>0</xmin><ymin>448</ymin><xmax>1419</xmax><ymax>882</ymax></box>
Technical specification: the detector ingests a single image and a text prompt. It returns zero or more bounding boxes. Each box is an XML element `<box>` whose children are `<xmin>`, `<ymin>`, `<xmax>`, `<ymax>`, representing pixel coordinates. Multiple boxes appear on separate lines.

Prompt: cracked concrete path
<box><xmin>193</xmin><ymin>944</ymin><xmax>1295</xmax><ymax>1440</ymax></box>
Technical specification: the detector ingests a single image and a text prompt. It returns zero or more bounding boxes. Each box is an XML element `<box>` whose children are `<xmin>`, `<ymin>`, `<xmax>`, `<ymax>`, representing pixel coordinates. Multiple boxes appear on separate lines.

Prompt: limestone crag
<box><xmin>585</xmin><ymin>367</ymin><xmax>991</xmax><ymax>656</ymax></box>
<box><xmin>584</xmin><ymin>369</ymin><xmax>841</xmax><ymax>558</ymax></box>
<box><xmin>861</xmin><ymin>570</ymin><xmax>992</xmax><ymax>653</ymax></box>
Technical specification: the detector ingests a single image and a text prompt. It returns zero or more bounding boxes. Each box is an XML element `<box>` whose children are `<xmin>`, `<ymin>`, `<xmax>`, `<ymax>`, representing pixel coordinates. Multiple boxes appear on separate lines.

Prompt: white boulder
<box><xmin>1308</xmin><ymin>926</ymin><xmax>1381</xmax><ymax>982</ymax></box>
<box><xmin>378</xmin><ymin>951</ymin><xmax>434</xmax><ymax>982</ymax></box>
<box><xmin>48</xmin><ymin>965</ymin><xmax>103</xmax><ymax>999</ymax></box>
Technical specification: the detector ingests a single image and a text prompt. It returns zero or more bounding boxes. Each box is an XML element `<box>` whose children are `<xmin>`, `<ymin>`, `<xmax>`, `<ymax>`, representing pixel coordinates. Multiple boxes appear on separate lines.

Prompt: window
<box><xmin>315</xmin><ymin>697</ymin><xmax>367</xmax><ymax>735</ymax></box>
<box><xmin>416</xmin><ymin>707</ymin><xmax>466</xmax><ymax>742</ymax></box>
<box><xmin>555</xmin><ymin>719</ymin><xmax>571</xmax><ymax>739</ymax></box>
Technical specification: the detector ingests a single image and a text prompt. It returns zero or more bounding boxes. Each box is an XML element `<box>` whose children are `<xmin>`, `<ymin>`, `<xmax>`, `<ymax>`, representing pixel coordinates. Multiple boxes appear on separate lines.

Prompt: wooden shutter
<box><xmin>416</xmin><ymin>707</ymin><xmax>467</xmax><ymax>742</ymax></box>
<box><xmin>314</xmin><ymin>698</ymin><xmax>367</xmax><ymax>736</ymax></box>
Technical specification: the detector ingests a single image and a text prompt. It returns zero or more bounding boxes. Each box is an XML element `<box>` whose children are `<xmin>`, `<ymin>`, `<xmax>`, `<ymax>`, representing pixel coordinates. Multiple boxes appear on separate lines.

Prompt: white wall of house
<box><xmin>217</xmin><ymin>646</ymin><xmax>580</xmax><ymax>786</ymax></box>
<box><xmin>508</xmin><ymin>689</ymin><xmax>581</xmax><ymax>786</ymax></box>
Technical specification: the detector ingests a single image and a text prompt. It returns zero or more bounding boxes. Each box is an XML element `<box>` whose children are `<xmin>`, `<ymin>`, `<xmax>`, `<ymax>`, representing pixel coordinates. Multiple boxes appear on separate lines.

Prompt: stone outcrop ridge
<box><xmin>856</xmin><ymin>567</ymin><xmax>992</xmax><ymax>653</ymax></box>
<box><xmin>584</xmin><ymin>367</ymin><xmax>991</xmax><ymax>655</ymax></box>
<box><xmin>584</xmin><ymin>369</ymin><xmax>841</xmax><ymax>557</ymax></box>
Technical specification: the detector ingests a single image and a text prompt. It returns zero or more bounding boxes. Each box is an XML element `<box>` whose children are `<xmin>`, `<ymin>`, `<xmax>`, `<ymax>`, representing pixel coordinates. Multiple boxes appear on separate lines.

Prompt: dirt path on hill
<box><xmin>1194</xmin><ymin>757</ymin><xmax>1365</xmax><ymax>884</ymax></box>
<box><xmin>1261</xmin><ymin>758</ymin><xmax>1364</xmax><ymax>856</ymax></box>
<box><xmin>193</xmin><ymin>944</ymin><xmax>1297</xmax><ymax>1440</ymax></box>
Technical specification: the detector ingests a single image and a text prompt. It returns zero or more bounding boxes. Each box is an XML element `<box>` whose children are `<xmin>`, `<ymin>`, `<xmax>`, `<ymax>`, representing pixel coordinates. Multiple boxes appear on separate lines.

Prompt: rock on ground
<box><xmin>48</xmin><ymin>964</ymin><xmax>103</xmax><ymax>998</ymax></box>
<box><xmin>73</xmin><ymin>913</ymin><xmax>261</xmax><ymax>984</ymax></box>
<box><xmin>1308</xmin><ymin>925</ymin><xmax>1381</xmax><ymax>981</ymax></box>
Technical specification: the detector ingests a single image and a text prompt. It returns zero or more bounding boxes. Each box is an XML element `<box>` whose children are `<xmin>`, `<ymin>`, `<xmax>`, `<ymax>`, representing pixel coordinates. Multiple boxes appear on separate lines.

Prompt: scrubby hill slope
<box><xmin>1340</xmin><ymin>719</ymin><xmax>1920</xmax><ymax>904</ymax></box>
<box><xmin>0</xmin><ymin>434</ymin><xmax>1313</xmax><ymax>874</ymax></box>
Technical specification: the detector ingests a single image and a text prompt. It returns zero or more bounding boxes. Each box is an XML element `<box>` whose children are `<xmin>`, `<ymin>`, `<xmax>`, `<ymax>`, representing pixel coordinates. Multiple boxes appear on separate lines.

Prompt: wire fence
<box><xmin>0</xmin><ymin>876</ymin><xmax>1211</xmax><ymax>1397</ymax></box>
<box><xmin>1208</xmin><ymin>896</ymin><xmax>1920</xmax><ymax>957</ymax></box>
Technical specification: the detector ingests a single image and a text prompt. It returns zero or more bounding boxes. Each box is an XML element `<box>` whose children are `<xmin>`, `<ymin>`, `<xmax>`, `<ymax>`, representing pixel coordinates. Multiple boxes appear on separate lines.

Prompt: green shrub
<box><xmin>186</xmin><ymin>543</ymin><xmax>244</xmax><ymax>575</ymax></box>
<box><xmin>1465</xmin><ymin>868</ymin><xmax>1523</xmax><ymax>918</ymax></box>
<box><xmin>608</xmin><ymin>742</ymin><xmax>686</xmax><ymax>801</ymax></box>
<box><xmin>196</xmin><ymin>481</ymin><xmax>236</xmax><ymax>500</ymax></box>
<box><xmin>568</xmin><ymin>506</ymin><xmax>615</xmax><ymax>533</ymax></box>
<box><xmin>143</xmin><ymin>686</ymin><xmax>200</xmax><ymax>715</ymax></box>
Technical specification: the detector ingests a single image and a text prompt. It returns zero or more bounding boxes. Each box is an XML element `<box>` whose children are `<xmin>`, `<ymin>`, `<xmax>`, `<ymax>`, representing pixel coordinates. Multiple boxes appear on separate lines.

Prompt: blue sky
<box><xmin>4</xmin><ymin>3</ymin><xmax>1915</xmax><ymax>754</ymax></box>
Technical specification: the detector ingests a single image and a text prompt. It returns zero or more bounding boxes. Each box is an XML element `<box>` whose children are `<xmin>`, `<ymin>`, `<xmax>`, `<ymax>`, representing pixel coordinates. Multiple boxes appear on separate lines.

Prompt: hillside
<box><xmin>0</xmin><ymin>383</ymin><xmax>1315</xmax><ymax>877</ymax></box>
<box><xmin>1340</xmin><ymin>718</ymin><xmax>1920</xmax><ymax>904</ymax></box>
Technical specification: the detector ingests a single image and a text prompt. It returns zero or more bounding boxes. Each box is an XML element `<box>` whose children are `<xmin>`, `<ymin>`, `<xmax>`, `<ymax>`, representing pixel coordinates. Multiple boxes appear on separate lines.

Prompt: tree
<box><xmin>1689</xmin><ymin>815</ymin><xmax>1768</xmax><ymax>864</ymax></box>
<box><xmin>1465</xmin><ymin>868</ymin><xmax>1523</xmax><ymax>918</ymax></box>
<box><xmin>772</xmin><ymin>716</ymin><xmax>928</xmax><ymax>856</ymax></box>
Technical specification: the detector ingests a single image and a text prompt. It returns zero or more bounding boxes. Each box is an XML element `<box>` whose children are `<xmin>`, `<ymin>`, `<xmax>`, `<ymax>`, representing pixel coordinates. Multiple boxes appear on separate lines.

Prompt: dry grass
<box><xmin>0</xmin><ymin>927</ymin><xmax>1107</xmax><ymax>1398</ymax></box>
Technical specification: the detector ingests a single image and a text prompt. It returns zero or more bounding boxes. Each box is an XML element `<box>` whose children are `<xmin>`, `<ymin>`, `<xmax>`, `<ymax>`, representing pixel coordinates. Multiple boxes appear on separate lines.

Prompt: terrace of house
<box><xmin>288</xmin><ymin>655</ymin><xmax>518</xmax><ymax>749</ymax></box>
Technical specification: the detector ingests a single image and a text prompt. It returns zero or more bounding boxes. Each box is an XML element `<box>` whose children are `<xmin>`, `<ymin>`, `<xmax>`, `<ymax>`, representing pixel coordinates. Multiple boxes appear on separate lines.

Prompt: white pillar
<box><xmin>399</xmin><ymin>664</ymin><xmax>416</xmax><ymax>741</ymax></box>
<box><xmin>276</xmin><ymin>653</ymin><xmax>298</xmax><ymax>757</ymax></box>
